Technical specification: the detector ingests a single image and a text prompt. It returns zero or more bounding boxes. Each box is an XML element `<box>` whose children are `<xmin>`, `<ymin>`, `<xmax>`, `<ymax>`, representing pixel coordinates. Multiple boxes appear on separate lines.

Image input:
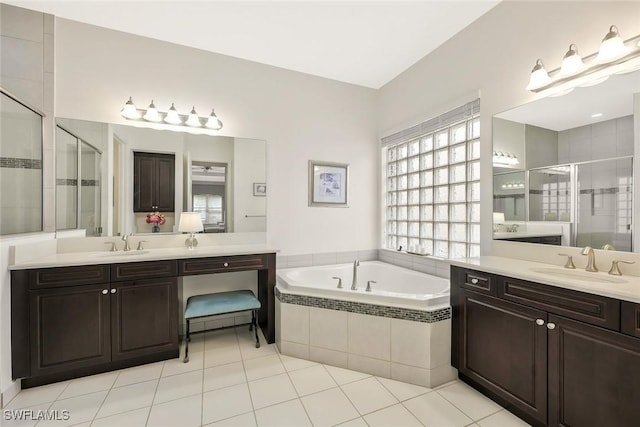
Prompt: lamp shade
<box><xmin>179</xmin><ymin>212</ymin><xmax>204</xmax><ymax>233</ymax></box>
<box><xmin>596</xmin><ymin>25</ymin><xmax>627</xmax><ymax>62</ymax></box>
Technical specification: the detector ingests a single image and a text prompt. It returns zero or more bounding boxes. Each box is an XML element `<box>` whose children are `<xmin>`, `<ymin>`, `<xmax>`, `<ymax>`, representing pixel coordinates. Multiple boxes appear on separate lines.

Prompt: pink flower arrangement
<box><xmin>146</xmin><ymin>211</ymin><xmax>166</xmax><ymax>226</ymax></box>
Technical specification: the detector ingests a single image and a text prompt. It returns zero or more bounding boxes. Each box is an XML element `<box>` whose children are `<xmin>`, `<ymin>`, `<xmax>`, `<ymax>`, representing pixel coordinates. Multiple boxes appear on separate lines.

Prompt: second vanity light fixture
<box><xmin>526</xmin><ymin>25</ymin><xmax>640</xmax><ymax>94</ymax></box>
<box><xmin>120</xmin><ymin>97</ymin><xmax>223</xmax><ymax>130</ymax></box>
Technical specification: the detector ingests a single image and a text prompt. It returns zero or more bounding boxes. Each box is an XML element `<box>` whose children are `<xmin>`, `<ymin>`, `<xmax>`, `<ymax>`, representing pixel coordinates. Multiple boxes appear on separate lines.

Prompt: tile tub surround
<box><xmin>276</xmin><ymin>290</ymin><xmax>456</xmax><ymax>388</ymax></box>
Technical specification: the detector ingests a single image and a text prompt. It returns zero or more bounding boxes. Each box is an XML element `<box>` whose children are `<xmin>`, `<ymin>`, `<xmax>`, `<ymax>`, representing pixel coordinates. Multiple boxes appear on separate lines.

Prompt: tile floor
<box><xmin>3</xmin><ymin>327</ymin><xmax>531</xmax><ymax>427</ymax></box>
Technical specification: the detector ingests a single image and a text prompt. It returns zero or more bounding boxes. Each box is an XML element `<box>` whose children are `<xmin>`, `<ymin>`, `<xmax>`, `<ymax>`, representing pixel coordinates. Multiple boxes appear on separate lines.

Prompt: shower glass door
<box><xmin>575</xmin><ymin>157</ymin><xmax>632</xmax><ymax>251</ymax></box>
<box><xmin>80</xmin><ymin>142</ymin><xmax>102</xmax><ymax>236</ymax></box>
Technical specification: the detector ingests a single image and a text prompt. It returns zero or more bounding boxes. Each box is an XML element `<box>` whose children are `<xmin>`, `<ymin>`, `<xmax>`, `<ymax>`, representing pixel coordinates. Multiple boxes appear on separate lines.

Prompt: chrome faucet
<box><xmin>581</xmin><ymin>246</ymin><xmax>598</xmax><ymax>272</ymax></box>
<box><xmin>351</xmin><ymin>260</ymin><xmax>359</xmax><ymax>290</ymax></box>
<box><xmin>122</xmin><ymin>234</ymin><xmax>131</xmax><ymax>252</ymax></box>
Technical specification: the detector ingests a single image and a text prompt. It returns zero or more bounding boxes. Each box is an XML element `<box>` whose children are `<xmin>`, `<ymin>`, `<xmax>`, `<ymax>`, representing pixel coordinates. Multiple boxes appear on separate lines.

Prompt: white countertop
<box><xmin>493</xmin><ymin>232</ymin><xmax>562</xmax><ymax>239</ymax></box>
<box><xmin>450</xmin><ymin>256</ymin><xmax>640</xmax><ymax>304</ymax></box>
<box><xmin>9</xmin><ymin>244</ymin><xmax>278</xmax><ymax>270</ymax></box>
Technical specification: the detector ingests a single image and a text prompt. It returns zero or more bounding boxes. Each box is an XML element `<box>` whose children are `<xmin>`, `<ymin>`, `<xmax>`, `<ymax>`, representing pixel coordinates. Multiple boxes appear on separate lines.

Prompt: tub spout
<box><xmin>351</xmin><ymin>260</ymin><xmax>359</xmax><ymax>290</ymax></box>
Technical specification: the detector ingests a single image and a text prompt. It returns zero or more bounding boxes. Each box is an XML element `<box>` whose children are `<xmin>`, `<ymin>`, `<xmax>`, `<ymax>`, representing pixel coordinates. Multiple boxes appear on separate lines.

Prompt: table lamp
<box><xmin>179</xmin><ymin>212</ymin><xmax>204</xmax><ymax>250</ymax></box>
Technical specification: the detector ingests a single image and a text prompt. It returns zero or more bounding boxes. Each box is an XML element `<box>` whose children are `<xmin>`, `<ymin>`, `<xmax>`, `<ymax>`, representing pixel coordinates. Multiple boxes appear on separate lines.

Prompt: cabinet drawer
<box><xmin>111</xmin><ymin>260</ymin><xmax>178</xmax><ymax>282</ymax></box>
<box><xmin>459</xmin><ymin>268</ymin><xmax>496</xmax><ymax>295</ymax></box>
<box><xmin>499</xmin><ymin>277</ymin><xmax>620</xmax><ymax>330</ymax></box>
<box><xmin>179</xmin><ymin>255</ymin><xmax>267</xmax><ymax>276</ymax></box>
<box><xmin>29</xmin><ymin>265</ymin><xmax>110</xmax><ymax>289</ymax></box>
<box><xmin>621</xmin><ymin>301</ymin><xmax>640</xmax><ymax>338</ymax></box>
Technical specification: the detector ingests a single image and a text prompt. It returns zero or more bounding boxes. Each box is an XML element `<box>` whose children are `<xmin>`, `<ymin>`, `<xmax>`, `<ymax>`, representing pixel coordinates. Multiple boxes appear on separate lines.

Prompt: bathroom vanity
<box><xmin>10</xmin><ymin>246</ymin><xmax>276</xmax><ymax>388</ymax></box>
<box><xmin>450</xmin><ymin>258</ymin><xmax>640</xmax><ymax>427</ymax></box>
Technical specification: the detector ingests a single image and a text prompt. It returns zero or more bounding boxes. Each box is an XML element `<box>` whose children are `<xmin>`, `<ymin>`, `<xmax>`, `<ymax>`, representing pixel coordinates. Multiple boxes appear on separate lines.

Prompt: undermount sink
<box><xmin>89</xmin><ymin>250</ymin><xmax>150</xmax><ymax>258</ymax></box>
<box><xmin>528</xmin><ymin>267</ymin><xmax>627</xmax><ymax>284</ymax></box>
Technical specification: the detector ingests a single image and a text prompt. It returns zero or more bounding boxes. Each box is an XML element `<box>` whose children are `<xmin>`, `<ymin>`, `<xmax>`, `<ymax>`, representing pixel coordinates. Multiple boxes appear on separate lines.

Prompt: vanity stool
<box><xmin>183</xmin><ymin>290</ymin><xmax>261</xmax><ymax>363</ymax></box>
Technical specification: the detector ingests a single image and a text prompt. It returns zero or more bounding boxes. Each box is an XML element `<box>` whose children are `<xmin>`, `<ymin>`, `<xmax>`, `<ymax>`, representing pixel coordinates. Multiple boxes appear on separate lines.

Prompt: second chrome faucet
<box><xmin>581</xmin><ymin>246</ymin><xmax>598</xmax><ymax>272</ymax></box>
<box><xmin>351</xmin><ymin>259</ymin><xmax>359</xmax><ymax>290</ymax></box>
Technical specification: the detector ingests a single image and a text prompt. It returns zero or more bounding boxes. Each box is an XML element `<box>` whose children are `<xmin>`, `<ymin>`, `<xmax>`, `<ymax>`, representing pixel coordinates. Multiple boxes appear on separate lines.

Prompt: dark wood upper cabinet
<box><xmin>133</xmin><ymin>152</ymin><xmax>175</xmax><ymax>212</ymax></box>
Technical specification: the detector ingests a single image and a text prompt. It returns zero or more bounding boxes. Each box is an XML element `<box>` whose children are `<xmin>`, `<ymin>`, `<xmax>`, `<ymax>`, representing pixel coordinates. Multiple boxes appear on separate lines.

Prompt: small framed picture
<box><xmin>253</xmin><ymin>183</ymin><xmax>267</xmax><ymax>196</ymax></box>
<box><xmin>308</xmin><ymin>160</ymin><xmax>349</xmax><ymax>207</ymax></box>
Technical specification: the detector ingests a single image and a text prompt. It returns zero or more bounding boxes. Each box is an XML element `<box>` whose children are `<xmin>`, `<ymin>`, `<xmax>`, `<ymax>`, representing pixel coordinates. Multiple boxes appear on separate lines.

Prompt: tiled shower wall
<box><xmin>0</xmin><ymin>4</ymin><xmax>55</xmax><ymax>233</ymax></box>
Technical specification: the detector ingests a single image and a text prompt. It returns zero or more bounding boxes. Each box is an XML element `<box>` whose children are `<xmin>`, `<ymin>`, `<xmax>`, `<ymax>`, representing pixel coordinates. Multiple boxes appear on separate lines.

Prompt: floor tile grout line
<box><xmin>398</xmin><ymin>399</ymin><xmax>429</xmax><ymax>427</ymax></box>
<box><xmin>338</xmin><ymin>377</ymin><xmax>400</xmax><ymax>419</ymax></box>
<box><xmin>372</xmin><ymin>376</ymin><xmax>433</xmax><ymax>403</ymax></box>
<box><xmin>434</xmin><ymin>384</ymin><xmax>496</xmax><ymax>422</ymax></box>
<box><xmin>277</xmin><ymin>351</ymin><xmax>315</xmax><ymax>426</ymax></box>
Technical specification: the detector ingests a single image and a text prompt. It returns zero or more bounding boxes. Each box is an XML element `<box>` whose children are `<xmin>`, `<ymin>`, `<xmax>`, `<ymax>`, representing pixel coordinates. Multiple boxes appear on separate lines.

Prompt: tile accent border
<box><xmin>56</xmin><ymin>178</ymin><xmax>77</xmax><ymax>186</ymax></box>
<box><xmin>275</xmin><ymin>287</ymin><xmax>451</xmax><ymax>323</ymax></box>
<box><xmin>0</xmin><ymin>157</ymin><xmax>42</xmax><ymax>169</ymax></box>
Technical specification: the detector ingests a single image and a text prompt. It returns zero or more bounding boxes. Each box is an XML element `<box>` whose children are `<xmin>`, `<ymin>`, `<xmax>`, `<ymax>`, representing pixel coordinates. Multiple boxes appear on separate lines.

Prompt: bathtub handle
<box><xmin>366</xmin><ymin>280</ymin><xmax>376</xmax><ymax>292</ymax></box>
<box><xmin>332</xmin><ymin>276</ymin><xmax>343</xmax><ymax>289</ymax></box>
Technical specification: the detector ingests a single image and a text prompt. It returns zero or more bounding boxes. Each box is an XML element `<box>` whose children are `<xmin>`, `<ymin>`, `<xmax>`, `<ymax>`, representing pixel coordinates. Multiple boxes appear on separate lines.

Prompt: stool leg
<box><xmin>183</xmin><ymin>319</ymin><xmax>190</xmax><ymax>363</ymax></box>
<box><xmin>253</xmin><ymin>310</ymin><xmax>260</xmax><ymax>348</ymax></box>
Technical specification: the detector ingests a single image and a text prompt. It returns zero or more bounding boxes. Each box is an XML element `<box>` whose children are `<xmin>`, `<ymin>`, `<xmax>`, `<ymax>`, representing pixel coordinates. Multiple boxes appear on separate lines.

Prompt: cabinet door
<box><xmin>155</xmin><ymin>155</ymin><xmax>175</xmax><ymax>212</ymax></box>
<box><xmin>133</xmin><ymin>153</ymin><xmax>157</xmax><ymax>212</ymax></box>
<box><xmin>111</xmin><ymin>277</ymin><xmax>179</xmax><ymax>361</ymax></box>
<box><xmin>548</xmin><ymin>314</ymin><xmax>640</xmax><ymax>427</ymax></box>
<box><xmin>460</xmin><ymin>290</ymin><xmax>548</xmax><ymax>424</ymax></box>
<box><xmin>30</xmin><ymin>284</ymin><xmax>111</xmax><ymax>376</ymax></box>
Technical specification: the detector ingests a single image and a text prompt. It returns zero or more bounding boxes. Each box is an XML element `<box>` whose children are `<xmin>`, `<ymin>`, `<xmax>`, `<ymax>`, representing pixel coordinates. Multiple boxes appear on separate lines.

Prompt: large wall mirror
<box><xmin>492</xmin><ymin>69</ymin><xmax>639</xmax><ymax>252</ymax></box>
<box><xmin>55</xmin><ymin>118</ymin><xmax>267</xmax><ymax>237</ymax></box>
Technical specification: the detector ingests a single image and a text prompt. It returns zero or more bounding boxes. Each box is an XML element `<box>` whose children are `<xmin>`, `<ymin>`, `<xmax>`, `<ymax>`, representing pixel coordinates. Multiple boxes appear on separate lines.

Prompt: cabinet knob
<box><xmin>111</xmin><ymin>288</ymin><xmax>117</xmax><ymax>294</ymax></box>
<box><xmin>470</xmin><ymin>278</ymin><xmax>479</xmax><ymax>284</ymax></box>
<box><xmin>223</xmin><ymin>262</ymin><xmax>229</xmax><ymax>267</ymax></box>
<box><xmin>536</xmin><ymin>319</ymin><xmax>545</xmax><ymax>326</ymax></box>
<box><xmin>547</xmin><ymin>322</ymin><xmax>556</xmax><ymax>330</ymax></box>
<box><xmin>102</xmin><ymin>289</ymin><xmax>108</xmax><ymax>295</ymax></box>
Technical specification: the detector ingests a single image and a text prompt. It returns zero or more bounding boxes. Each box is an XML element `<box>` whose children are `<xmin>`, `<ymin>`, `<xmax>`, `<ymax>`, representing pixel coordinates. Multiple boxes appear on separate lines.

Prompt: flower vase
<box><xmin>152</xmin><ymin>224</ymin><xmax>160</xmax><ymax>233</ymax></box>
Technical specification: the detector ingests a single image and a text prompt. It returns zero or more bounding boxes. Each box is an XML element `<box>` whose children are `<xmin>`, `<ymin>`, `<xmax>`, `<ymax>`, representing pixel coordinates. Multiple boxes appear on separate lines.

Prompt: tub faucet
<box><xmin>581</xmin><ymin>246</ymin><xmax>598</xmax><ymax>272</ymax></box>
<box><xmin>351</xmin><ymin>259</ymin><xmax>360</xmax><ymax>290</ymax></box>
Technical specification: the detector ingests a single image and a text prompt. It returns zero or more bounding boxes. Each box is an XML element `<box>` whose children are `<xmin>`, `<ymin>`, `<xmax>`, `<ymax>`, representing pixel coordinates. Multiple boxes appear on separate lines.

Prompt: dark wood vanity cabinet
<box><xmin>29</xmin><ymin>283</ymin><xmax>111</xmax><ymax>378</ymax></box>
<box><xmin>451</xmin><ymin>266</ymin><xmax>640</xmax><ymax>427</ymax></box>
<box><xmin>133</xmin><ymin>151</ymin><xmax>175</xmax><ymax>212</ymax></box>
<box><xmin>111</xmin><ymin>277</ymin><xmax>178</xmax><ymax>361</ymax></box>
<box><xmin>12</xmin><ymin>261</ymin><xmax>179</xmax><ymax>387</ymax></box>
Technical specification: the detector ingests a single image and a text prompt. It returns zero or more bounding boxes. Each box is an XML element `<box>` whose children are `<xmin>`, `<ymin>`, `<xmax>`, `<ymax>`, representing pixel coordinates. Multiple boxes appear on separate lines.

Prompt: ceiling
<box><xmin>8</xmin><ymin>1</ymin><xmax>499</xmax><ymax>89</ymax></box>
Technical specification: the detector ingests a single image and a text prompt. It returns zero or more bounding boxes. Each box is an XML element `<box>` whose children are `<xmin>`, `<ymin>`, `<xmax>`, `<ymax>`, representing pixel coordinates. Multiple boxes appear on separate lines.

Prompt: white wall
<box><xmin>54</xmin><ymin>18</ymin><xmax>379</xmax><ymax>256</ymax></box>
<box><xmin>377</xmin><ymin>1</ymin><xmax>640</xmax><ymax>257</ymax></box>
<box><xmin>234</xmin><ymin>138</ymin><xmax>267</xmax><ymax>232</ymax></box>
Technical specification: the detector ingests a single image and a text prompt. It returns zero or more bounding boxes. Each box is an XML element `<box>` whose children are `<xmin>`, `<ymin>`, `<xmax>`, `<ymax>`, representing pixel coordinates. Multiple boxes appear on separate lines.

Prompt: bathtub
<box><xmin>277</xmin><ymin>261</ymin><xmax>450</xmax><ymax>310</ymax></box>
<box><xmin>275</xmin><ymin>261</ymin><xmax>457</xmax><ymax>387</ymax></box>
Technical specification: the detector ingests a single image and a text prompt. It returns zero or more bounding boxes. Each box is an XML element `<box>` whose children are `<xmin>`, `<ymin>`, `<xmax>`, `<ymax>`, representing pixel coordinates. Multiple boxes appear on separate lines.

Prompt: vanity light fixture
<box><xmin>493</xmin><ymin>151</ymin><xmax>520</xmax><ymax>166</ymax></box>
<box><xmin>164</xmin><ymin>103</ymin><xmax>183</xmax><ymax>125</ymax></box>
<box><xmin>120</xmin><ymin>97</ymin><xmax>140</xmax><ymax>119</ymax></box>
<box><xmin>185</xmin><ymin>106</ymin><xmax>201</xmax><ymax>127</ymax></box>
<box><xmin>142</xmin><ymin>100</ymin><xmax>162</xmax><ymax>122</ymax></box>
<box><xmin>179</xmin><ymin>212</ymin><xmax>204</xmax><ymax>250</ymax></box>
<box><xmin>120</xmin><ymin>97</ymin><xmax>224</xmax><ymax>130</ymax></box>
<box><xmin>560</xmin><ymin>44</ymin><xmax>585</xmax><ymax>76</ymax></box>
<box><xmin>526</xmin><ymin>25</ymin><xmax>640</xmax><ymax>94</ymax></box>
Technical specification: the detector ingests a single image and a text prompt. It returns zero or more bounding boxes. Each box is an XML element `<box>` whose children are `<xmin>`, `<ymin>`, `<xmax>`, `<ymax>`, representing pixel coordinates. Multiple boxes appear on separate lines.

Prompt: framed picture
<box><xmin>253</xmin><ymin>183</ymin><xmax>267</xmax><ymax>196</ymax></box>
<box><xmin>308</xmin><ymin>160</ymin><xmax>349</xmax><ymax>207</ymax></box>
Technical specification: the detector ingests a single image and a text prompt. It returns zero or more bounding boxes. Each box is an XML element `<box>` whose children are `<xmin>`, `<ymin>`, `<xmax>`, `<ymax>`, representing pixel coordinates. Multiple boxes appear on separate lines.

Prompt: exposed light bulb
<box><xmin>143</xmin><ymin>100</ymin><xmax>162</xmax><ymax>122</ymax></box>
<box><xmin>596</xmin><ymin>25</ymin><xmax>628</xmax><ymax>62</ymax></box>
<box><xmin>164</xmin><ymin>103</ymin><xmax>182</xmax><ymax>125</ymax></box>
<box><xmin>120</xmin><ymin>97</ymin><xmax>140</xmax><ymax>119</ymax></box>
<box><xmin>185</xmin><ymin>106</ymin><xmax>202</xmax><ymax>127</ymax></box>
<box><xmin>526</xmin><ymin>59</ymin><xmax>551</xmax><ymax>90</ymax></box>
<box><xmin>205</xmin><ymin>109</ymin><xmax>223</xmax><ymax>130</ymax></box>
<box><xmin>560</xmin><ymin>44</ymin><xmax>585</xmax><ymax>76</ymax></box>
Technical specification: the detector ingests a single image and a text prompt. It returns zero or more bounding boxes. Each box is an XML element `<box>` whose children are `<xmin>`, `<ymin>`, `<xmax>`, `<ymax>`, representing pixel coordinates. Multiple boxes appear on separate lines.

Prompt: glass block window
<box><xmin>383</xmin><ymin>103</ymin><xmax>480</xmax><ymax>259</ymax></box>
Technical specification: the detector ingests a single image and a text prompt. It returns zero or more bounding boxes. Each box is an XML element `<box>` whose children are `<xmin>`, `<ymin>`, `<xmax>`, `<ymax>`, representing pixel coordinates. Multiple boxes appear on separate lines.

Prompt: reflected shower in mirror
<box><xmin>492</xmin><ymin>68</ymin><xmax>639</xmax><ymax>251</ymax></box>
<box><xmin>55</xmin><ymin>118</ymin><xmax>266</xmax><ymax>237</ymax></box>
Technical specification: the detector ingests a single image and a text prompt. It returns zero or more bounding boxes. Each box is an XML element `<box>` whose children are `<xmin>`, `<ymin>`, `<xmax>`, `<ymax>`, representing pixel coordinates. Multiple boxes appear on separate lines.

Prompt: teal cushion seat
<box><xmin>185</xmin><ymin>290</ymin><xmax>261</xmax><ymax>320</ymax></box>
